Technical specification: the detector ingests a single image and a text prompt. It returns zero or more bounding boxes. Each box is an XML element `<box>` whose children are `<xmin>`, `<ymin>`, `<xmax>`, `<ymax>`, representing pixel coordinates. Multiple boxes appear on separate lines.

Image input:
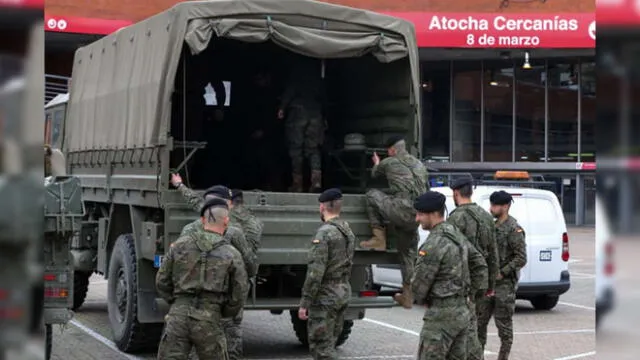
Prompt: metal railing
<box><xmin>45</xmin><ymin>74</ymin><xmax>69</xmax><ymax>104</ymax></box>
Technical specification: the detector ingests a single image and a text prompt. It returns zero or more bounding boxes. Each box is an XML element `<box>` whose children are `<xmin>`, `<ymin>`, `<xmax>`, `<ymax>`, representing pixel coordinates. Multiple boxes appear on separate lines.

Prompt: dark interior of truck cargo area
<box><xmin>169</xmin><ymin>36</ymin><xmax>414</xmax><ymax>194</ymax></box>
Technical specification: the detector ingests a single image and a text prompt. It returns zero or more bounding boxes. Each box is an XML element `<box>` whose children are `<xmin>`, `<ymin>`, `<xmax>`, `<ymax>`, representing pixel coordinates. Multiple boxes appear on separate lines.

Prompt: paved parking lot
<box><xmin>50</xmin><ymin>228</ymin><xmax>595</xmax><ymax>360</ymax></box>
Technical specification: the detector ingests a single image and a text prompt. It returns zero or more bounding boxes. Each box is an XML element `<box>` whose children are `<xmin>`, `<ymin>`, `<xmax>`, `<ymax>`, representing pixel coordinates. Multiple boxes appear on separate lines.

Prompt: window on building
<box><xmin>514</xmin><ymin>59</ymin><xmax>546</xmax><ymax>162</ymax></box>
<box><xmin>580</xmin><ymin>60</ymin><xmax>596</xmax><ymax>162</ymax></box>
<box><xmin>452</xmin><ymin>62</ymin><xmax>481</xmax><ymax>162</ymax></box>
<box><xmin>548</xmin><ymin>61</ymin><xmax>579</xmax><ymax>162</ymax></box>
<box><xmin>203</xmin><ymin>81</ymin><xmax>232</xmax><ymax>106</ymax></box>
<box><xmin>422</xmin><ymin>61</ymin><xmax>451</xmax><ymax>161</ymax></box>
<box><xmin>483</xmin><ymin>62</ymin><xmax>514</xmax><ymax>161</ymax></box>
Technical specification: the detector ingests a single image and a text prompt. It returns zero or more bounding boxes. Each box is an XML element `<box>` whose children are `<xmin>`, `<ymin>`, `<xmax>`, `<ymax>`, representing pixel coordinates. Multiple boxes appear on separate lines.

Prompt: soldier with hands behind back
<box><xmin>155</xmin><ymin>198</ymin><xmax>248</xmax><ymax>360</ymax></box>
<box><xmin>412</xmin><ymin>191</ymin><xmax>487</xmax><ymax>360</ymax></box>
<box><xmin>477</xmin><ymin>191</ymin><xmax>527</xmax><ymax>360</ymax></box>
<box><xmin>298</xmin><ymin>188</ymin><xmax>356</xmax><ymax>360</ymax></box>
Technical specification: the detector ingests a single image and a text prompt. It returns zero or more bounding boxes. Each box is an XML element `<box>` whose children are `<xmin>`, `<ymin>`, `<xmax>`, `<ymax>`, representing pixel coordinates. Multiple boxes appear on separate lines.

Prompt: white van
<box><xmin>372</xmin><ymin>184</ymin><xmax>571</xmax><ymax>310</ymax></box>
<box><xmin>595</xmin><ymin>196</ymin><xmax>615</xmax><ymax>328</ymax></box>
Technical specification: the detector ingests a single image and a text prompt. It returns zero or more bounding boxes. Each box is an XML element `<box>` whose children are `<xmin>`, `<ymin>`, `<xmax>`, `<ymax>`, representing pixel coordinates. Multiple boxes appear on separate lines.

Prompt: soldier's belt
<box><xmin>173</xmin><ymin>293</ymin><xmax>224</xmax><ymax>306</ymax></box>
<box><xmin>426</xmin><ymin>295</ymin><xmax>468</xmax><ymax>307</ymax></box>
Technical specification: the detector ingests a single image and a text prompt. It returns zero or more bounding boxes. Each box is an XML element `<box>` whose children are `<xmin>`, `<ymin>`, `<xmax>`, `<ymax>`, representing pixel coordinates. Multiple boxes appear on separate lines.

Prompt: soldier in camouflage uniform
<box><xmin>411</xmin><ymin>191</ymin><xmax>487</xmax><ymax>360</ymax></box>
<box><xmin>156</xmin><ymin>198</ymin><xmax>248</xmax><ymax>360</ymax></box>
<box><xmin>447</xmin><ymin>177</ymin><xmax>499</xmax><ymax>360</ymax></box>
<box><xmin>477</xmin><ymin>191</ymin><xmax>527</xmax><ymax>360</ymax></box>
<box><xmin>169</xmin><ymin>175</ymin><xmax>257</xmax><ymax>359</ymax></box>
<box><xmin>277</xmin><ymin>56</ymin><xmax>326</xmax><ymax>192</ymax></box>
<box><xmin>298</xmin><ymin>188</ymin><xmax>356</xmax><ymax>360</ymax></box>
<box><xmin>361</xmin><ymin>135</ymin><xmax>428</xmax><ymax>308</ymax></box>
<box><xmin>230</xmin><ymin>189</ymin><xmax>263</xmax><ymax>256</ymax></box>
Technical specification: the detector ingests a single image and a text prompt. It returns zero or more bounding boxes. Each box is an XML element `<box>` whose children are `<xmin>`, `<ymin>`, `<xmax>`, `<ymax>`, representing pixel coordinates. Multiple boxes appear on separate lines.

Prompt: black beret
<box><xmin>413</xmin><ymin>191</ymin><xmax>446</xmax><ymax>213</ymax></box>
<box><xmin>231</xmin><ymin>189</ymin><xmax>243</xmax><ymax>200</ymax></box>
<box><xmin>385</xmin><ymin>135</ymin><xmax>405</xmax><ymax>148</ymax></box>
<box><xmin>203</xmin><ymin>185</ymin><xmax>232</xmax><ymax>200</ymax></box>
<box><xmin>200</xmin><ymin>197</ymin><xmax>229</xmax><ymax>217</ymax></box>
<box><xmin>489</xmin><ymin>191</ymin><xmax>513</xmax><ymax>205</ymax></box>
<box><xmin>318</xmin><ymin>188</ymin><xmax>342</xmax><ymax>203</ymax></box>
<box><xmin>449</xmin><ymin>176</ymin><xmax>473</xmax><ymax>190</ymax></box>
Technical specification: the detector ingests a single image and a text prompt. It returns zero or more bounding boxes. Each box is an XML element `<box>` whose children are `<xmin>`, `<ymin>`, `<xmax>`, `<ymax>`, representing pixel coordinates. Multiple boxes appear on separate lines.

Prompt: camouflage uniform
<box><xmin>156</xmin><ymin>231</ymin><xmax>248</xmax><ymax>360</ymax></box>
<box><xmin>447</xmin><ymin>203</ymin><xmax>499</xmax><ymax>360</ymax></box>
<box><xmin>364</xmin><ymin>149</ymin><xmax>428</xmax><ymax>306</ymax></box>
<box><xmin>477</xmin><ymin>216</ymin><xmax>527</xmax><ymax>360</ymax></box>
<box><xmin>177</xmin><ymin>184</ymin><xmax>258</xmax><ymax>359</ymax></box>
<box><xmin>412</xmin><ymin>222</ymin><xmax>486</xmax><ymax>360</ymax></box>
<box><xmin>300</xmin><ymin>217</ymin><xmax>356</xmax><ymax>360</ymax></box>
<box><xmin>229</xmin><ymin>204</ymin><xmax>263</xmax><ymax>256</ymax></box>
<box><xmin>280</xmin><ymin>58</ymin><xmax>326</xmax><ymax>191</ymax></box>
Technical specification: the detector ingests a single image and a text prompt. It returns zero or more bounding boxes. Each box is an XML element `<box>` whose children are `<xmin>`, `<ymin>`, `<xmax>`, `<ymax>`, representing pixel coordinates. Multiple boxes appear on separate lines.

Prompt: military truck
<box><xmin>58</xmin><ymin>0</ymin><xmax>422</xmax><ymax>353</ymax></box>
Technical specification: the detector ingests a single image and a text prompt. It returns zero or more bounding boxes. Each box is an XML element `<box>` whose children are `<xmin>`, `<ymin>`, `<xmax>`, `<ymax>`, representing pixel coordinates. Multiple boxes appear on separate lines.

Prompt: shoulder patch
<box><xmin>418</xmin><ymin>250</ymin><xmax>427</xmax><ymax>256</ymax></box>
<box><xmin>312</xmin><ymin>239</ymin><xmax>321</xmax><ymax>244</ymax></box>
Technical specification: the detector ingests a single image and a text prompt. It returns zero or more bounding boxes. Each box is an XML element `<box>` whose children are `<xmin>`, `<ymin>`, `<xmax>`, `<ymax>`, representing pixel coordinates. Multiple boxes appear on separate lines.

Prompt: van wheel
<box><xmin>107</xmin><ymin>234</ymin><xmax>162</xmax><ymax>352</ymax></box>
<box><xmin>530</xmin><ymin>295</ymin><xmax>559</xmax><ymax>310</ymax></box>
<box><xmin>289</xmin><ymin>310</ymin><xmax>354</xmax><ymax>348</ymax></box>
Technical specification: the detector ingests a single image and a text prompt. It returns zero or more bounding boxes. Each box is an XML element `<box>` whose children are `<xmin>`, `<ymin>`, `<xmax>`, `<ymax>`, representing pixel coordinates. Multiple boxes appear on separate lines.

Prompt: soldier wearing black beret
<box><xmin>363</xmin><ymin>134</ymin><xmax>429</xmax><ymax>309</ymax></box>
<box><xmin>299</xmin><ymin>187</ymin><xmax>356</xmax><ymax>359</ymax></box>
<box><xmin>200</xmin><ymin>197</ymin><xmax>229</xmax><ymax>218</ymax></box>
<box><xmin>205</xmin><ymin>185</ymin><xmax>233</xmax><ymax>201</ymax></box>
<box><xmin>413</xmin><ymin>191</ymin><xmax>447</xmax><ymax>215</ymax></box>
<box><xmin>489</xmin><ymin>190</ymin><xmax>513</xmax><ymax>206</ymax></box>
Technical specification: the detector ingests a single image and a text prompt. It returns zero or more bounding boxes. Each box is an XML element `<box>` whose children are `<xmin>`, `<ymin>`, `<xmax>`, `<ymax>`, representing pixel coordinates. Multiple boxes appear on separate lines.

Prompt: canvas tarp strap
<box><xmin>184</xmin><ymin>18</ymin><xmax>409</xmax><ymax>63</ymax></box>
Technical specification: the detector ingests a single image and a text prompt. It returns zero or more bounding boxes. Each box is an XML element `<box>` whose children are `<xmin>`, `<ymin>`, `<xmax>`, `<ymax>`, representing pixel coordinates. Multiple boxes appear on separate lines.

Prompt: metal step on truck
<box><xmin>50</xmin><ymin>0</ymin><xmax>423</xmax><ymax>353</ymax></box>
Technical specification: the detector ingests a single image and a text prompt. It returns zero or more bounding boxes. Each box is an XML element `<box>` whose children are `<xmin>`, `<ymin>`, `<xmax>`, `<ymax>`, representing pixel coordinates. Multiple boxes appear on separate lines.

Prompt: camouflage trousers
<box><xmin>477</xmin><ymin>281</ymin><xmax>516</xmax><ymax>360</ymax></box>
<box><xmin>308</xmin><ymin>304</ymin><xmax>347</xmax><ymax>360</ymax></box>
<box><xmin>221</xmin><ymin>309</ymin><xmax>244</xmax><ymax>360</ymax></box>
<box><xmin>366</xmin><ymin>189</ymin><xmax>417</xmax><ymax>286</ymax></box>
<box><xmin>417</xmin><ymin>297</ymin><xmax>471</xmax><ymax>360</ymax></box>
<box><xmin>466</xmin><ymin>297</ymin><xmax>484</xmax><ymax>360</ymax></box>
<box><xmin>284</xmin><ymin>105</ymin><xmax>324</xmax><ymax>174</ymax></box>
<box><xmin>157</xmin><ymin>313</ymin><xmax>228</xmax><ymax>360</ymax></box>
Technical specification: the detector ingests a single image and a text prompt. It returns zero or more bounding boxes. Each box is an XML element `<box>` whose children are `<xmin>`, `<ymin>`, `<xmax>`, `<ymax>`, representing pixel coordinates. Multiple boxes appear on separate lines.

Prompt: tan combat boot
<box><xmin>393</xmin><ymin>284</ymin><xmax>413</xmax><ymax>309</ymax></box>
<box><xmin>359</xmin><ymin>226</ymin><xmax>386</xmax><ymax>251</ymax></box>
<box><xmin>309</xmin><ymin>170</ymin><xmax>322</xmax><ymax>192</ymax></box>
<box><xmin>289</xmin><ymin>173</ymin><xmax>303</xmax><ymax>192</ymax></box>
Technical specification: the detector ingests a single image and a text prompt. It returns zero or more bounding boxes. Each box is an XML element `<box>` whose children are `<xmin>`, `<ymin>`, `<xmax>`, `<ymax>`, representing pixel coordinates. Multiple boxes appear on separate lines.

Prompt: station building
<box><xmin>44</xmin><ymin>0</ymin><xmax>600</xmax><ymax>227</ymax></box>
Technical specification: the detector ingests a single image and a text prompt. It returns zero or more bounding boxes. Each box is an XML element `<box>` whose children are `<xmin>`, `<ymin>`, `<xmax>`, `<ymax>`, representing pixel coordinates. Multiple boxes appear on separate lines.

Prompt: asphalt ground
<box><xmin>50</xmin><ymin>227</ymin><xmax>596</xmax><ymax>360</ymax></box>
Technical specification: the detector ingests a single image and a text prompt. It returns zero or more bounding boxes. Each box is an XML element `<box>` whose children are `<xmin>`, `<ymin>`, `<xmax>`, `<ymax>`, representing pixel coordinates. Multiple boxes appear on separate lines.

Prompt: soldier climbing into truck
<box><xmin>45</xmin><ymin>0</ymin><xmax>423</xmax><ymax>354</ymax></box>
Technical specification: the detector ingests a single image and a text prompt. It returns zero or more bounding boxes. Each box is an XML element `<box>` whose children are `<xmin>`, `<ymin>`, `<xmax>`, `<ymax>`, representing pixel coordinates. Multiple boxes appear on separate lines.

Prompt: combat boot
<box><xmin>309</xmin><ymin>170</ymin><xmax>322</xmax><ymax>192</ymax></box>
<box><xmin>359</xmin><ymin>226</ymin><xmax>386</xmax><ymax>251</ymax></box>
<box><xmin>497</xmin><ymin>343</ymin><xmax>511</xmax><ymax>360</ymax></box>
<box><xmin>289</xmin><ymin>173</ymin><xmax>303</xmax><ymax>192</ymax></box>
<box><xmin>393</xmin><ymin>284</ymin><xmax>413</xmax><ymax>309</ymax></box>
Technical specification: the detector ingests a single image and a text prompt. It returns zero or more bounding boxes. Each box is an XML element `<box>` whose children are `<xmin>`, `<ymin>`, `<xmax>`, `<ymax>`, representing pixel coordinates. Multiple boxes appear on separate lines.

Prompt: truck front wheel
<box><xmin>289</xmin><ymin>310</ymin><xmax>354</xmax><ymax>348</ymax></box>
<box><xmin>45</xmin><ymin>324</ymin><xmax>52</xmax><ymax>360</ymax></box>
<box><xmin>107</xmin><ymin>234</ymin><xmax>162</xmax><ymax>352</ymax></box>
<box><xmin>72</xmin><ymin>271</ymin><xmax>92</xmax><ymax>311</ymax></box>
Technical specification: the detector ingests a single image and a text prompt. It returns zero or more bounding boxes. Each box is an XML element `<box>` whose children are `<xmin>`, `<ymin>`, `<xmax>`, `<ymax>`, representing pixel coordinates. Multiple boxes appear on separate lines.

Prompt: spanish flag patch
<box><xmin>516</xmin><ymin>227</ymin><xmax>523</xmax><ymax>233</ymax></box>
<box><xmin>418</xmin><ymin>250</ymin><xmax>427</xmax><ymax>256</ymax></box>
<box><xmin>312</xmin><ymin>239</ymin><xmax>321</xmax><ymax>244</ymax></box>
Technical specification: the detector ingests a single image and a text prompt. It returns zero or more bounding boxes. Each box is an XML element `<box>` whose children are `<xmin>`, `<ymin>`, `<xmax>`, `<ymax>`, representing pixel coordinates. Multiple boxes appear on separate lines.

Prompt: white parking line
<box><xmin>70</xmin><ymin>319</ymin><xmax>143</xmax><ymax>360</ymax></box>
<box><xmin>251</xmin><ymin>356</ymin><xmax>415</xmax><ymax>360</ymax></box>
<box><xmin>571</xmin><ymin>272</ymin><xmax>595</xmax><ymax>278</ymax></box>
<box><xmin>363</xmin><ymin>318</ymin><xmax>496</xmax><ymax>355</ymax></box>
<box><xmin>489</xmin><ymin>329</ymin><xmax>594</xmax><ymax>336</ymax></box>
<box><xmin>558</xmin><ymin>302</ymin><xmax>596</xmax><ymax>311</ymax></box>
<box><xmin>553</xmin><ymin>350</ymin><xmax>596</xmax><ymax>360</ymax></box>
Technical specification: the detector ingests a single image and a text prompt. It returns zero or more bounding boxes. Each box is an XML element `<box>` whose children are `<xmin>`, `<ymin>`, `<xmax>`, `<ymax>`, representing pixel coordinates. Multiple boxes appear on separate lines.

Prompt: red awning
<box><xmin>45</xmin><ymin>14</ymin><xmax>132</xmax><ymax>35</ymax></box>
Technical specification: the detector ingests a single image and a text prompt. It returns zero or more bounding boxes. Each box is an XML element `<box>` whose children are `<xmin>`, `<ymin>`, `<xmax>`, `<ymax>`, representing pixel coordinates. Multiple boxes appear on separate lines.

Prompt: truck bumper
<box><xmin>44</xmin><ymin>308</ymin><xmax>74</xmax><ymax>325</ymax></box>
<box><xmin>596</xmin><ymin>287</ymin><xmax>615</xmax><ymax>317</ymax></box>
<box><xmin>516</xmin><ymin>270</ymin><xmax>571</xmax><ymax>298</ymax></box>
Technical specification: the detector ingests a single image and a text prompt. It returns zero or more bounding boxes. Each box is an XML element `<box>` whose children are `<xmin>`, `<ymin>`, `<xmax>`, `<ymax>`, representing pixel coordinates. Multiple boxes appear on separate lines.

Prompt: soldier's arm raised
<box><xmin>155</xmin><ymin>244</ymin><xmax>176</xmax><ymax>305</ymax></box>
<box><xmin>176</xmin><ymin>183</ymin><xmax>204</xmax><ymax>212</ymax></box>
<box><xmin>410</xmin><ymin>240</ymin><xmax>443</xmax><ymax>304</ymax></box>
<box><xmin>222</xmin><ymin>249</ymin><xmax>249</xmax><ymax>318</ymax></box>
<box><xmin>230</xmin><ymin>229</ymin><xmax>258</xmax><ymax>278</ymax></box>
<box><xmin>501</xmin><ymin>226</ymin><xmax>527</xmax><ymax>276</ymax></box>
<box><xmin>370</xmin><ymin>157</ymin><xmax>389</xmax><ymax>178</ymax></box>
<box><xmin>299</xmin><ymin>234</ymin><xmax>329</xmax><ymax>309</ymax></box>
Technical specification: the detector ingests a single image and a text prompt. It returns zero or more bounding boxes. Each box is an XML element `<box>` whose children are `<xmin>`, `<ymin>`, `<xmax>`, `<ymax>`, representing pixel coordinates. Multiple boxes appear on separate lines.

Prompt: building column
<box><xmin>575</xmin><ymin>174</ymin><xmax>584</xmax><ymax>226</ymax></box>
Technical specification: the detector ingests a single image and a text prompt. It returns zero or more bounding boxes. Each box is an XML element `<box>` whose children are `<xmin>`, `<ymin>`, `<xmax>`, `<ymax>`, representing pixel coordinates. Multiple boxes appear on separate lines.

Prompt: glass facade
<box><xmin>421</xmin><ymin>57</ymin><xmax>596</xmax><ymax>225</ymax></box>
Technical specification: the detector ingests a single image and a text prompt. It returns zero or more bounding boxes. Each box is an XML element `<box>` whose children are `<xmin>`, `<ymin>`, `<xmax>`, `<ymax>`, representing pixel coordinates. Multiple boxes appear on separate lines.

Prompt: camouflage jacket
<box><xmin>495</xmin><ymin>215</ymin><xmax>527</xmax><ymax>281</ymax></box>
<box><xmin>411</xmin><ymin>222</ymin><xmax>487</xmax><ymax>304</ymax></box>
<box><xmin>180</xmin><ymin>220</ymin><xmax>257</xmax><ymax>278</ymax></box>
<box><xmin>155</xmin><ymin>230</ymin><xmax>248</xmax><ymax>320</ymax></box>
<box><xmin>447</xmin><ymin>203</ymin><xmax>499</xmax><ymax>291</ymax></box>
<box><xmin>177</xmin><ymin>183</ymin><xmax>205</xmax><ymax>212</ymax></box>
<box><xmin>371</xmin><ymin>150</ymin><xmax>428</xmax><ymax>200</ymax></box>
<box><xmin>300</xmin><ymin>217</ymin><xmax>356</xmax><ymax>309</ymax></box>
<box><xmin>230</xmin><ymin>205</ymin><xmax>263</xmax><ymax>256</ymax></box>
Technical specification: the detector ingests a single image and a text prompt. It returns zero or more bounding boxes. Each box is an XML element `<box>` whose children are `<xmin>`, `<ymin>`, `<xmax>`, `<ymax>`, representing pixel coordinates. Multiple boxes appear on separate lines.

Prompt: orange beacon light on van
<box><xmin>494</xmin><ymin>171</ymin><xmax>530</xmax><ymax>180</ymax></box>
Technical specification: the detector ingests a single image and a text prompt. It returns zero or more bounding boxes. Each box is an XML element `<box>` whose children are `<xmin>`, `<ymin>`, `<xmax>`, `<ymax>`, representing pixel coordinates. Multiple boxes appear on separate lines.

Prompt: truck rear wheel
<box><xmin>73</xmin><ymin>271</ymin><xmax>92</xmax><ymax>310</ymax></box>
<box><xmin>107</xmin><ymin>234</ymin><xmax>162</xmax><ymax>352</ymax></box>
<box><xmin>45</xmin><ymin>324</ymin><xmax>52</xmax><ymax>360</ymax></box>
<box><xmin>289</xmin><ymin>310</ymin><xmax>354</xmax><ymax>348</ymax></box>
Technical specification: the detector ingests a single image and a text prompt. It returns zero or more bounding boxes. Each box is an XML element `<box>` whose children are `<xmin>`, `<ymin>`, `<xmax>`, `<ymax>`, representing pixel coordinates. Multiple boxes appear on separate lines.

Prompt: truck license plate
<box><xmin>539</xmin><ymin>250</ymin><xmax>552</xmax><ymax>262</ymax></box>
<box><xmin>154</xmin><ymin>255</ymin><xmax>164</xmax><ymax>268</ymax></box>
